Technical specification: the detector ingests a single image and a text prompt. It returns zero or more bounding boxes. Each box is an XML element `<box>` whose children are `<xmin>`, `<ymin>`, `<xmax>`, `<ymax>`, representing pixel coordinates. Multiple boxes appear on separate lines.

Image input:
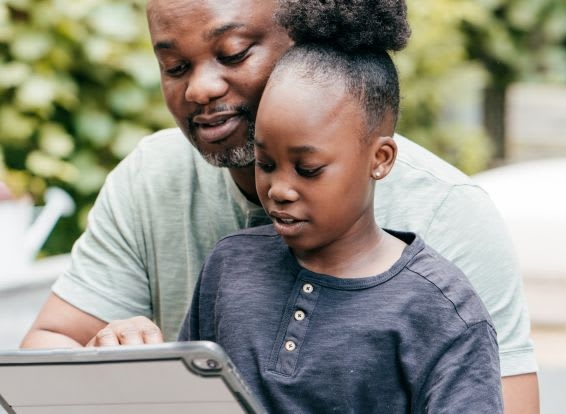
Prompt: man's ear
<box><xmin>369</xmin><ymin>135</ymin><xmax>397</xmax><ymax>180</ymax></box>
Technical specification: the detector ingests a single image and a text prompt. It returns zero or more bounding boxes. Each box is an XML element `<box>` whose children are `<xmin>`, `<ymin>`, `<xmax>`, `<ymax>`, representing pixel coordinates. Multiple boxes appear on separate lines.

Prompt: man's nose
<box><xmin>185</xmin><ymin>65</ymin><xmax>228</xmax><ymax>105</ymax></box>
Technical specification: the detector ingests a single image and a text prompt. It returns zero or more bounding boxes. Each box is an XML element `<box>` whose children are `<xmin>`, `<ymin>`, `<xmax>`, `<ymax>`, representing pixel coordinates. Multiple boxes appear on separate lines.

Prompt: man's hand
<box><xmin>86</xmin><ymin>316</ymin><xmax>164</xmax><ymax>347</ymax></box>
<box><xmin>21</xmin><ymin>294</ymin><xmax>163</xmax><ymax>349</ymax></box>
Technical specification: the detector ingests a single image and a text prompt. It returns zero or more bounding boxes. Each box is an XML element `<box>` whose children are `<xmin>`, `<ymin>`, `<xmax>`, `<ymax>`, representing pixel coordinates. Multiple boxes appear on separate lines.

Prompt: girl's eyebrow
<box><xmin>289</xmin><ymin>145</ymin><xmax>319</xmax><ymax>154</ymax></box>
<box><xmin>254</xmin><ymin>138</ymin><xmax>319</xmax><ymax>154</ymax></box>
<box><xmin>253</xmin><ymin>138</ymin><xmax>265</xmax><ymax>148</ymax></box>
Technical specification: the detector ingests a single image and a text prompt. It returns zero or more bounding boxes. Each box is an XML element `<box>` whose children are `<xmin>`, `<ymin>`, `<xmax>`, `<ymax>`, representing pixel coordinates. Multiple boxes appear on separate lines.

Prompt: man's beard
<box><xmin>199</xmin><ymin>120</ymin><xmax>255</xmax><ymax>168</ymax></box>
<box><xmin>187</xmin><ymin>106</ymin><xmax>256</xmax><ymax>168</ymax></box>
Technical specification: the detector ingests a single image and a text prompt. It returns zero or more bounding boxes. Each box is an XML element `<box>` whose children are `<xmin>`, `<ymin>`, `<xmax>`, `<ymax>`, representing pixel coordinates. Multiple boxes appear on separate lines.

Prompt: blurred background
<box><xmin>0</xmin><ymin>0</ymin><xmax>565</xmax><ymax>412</ymax></box>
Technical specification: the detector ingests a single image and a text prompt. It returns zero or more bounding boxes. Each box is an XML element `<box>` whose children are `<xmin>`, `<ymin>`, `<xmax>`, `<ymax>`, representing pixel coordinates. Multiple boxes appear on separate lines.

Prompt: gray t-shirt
<box><xmin>52</xmin><ymin>127</ymin><xmax>536</xmax><ymax>376</ymax></box>
<box><xmin>181</xmin><ymin>226</ymin><xmax>503</xmax><ymax>413</ymax></box>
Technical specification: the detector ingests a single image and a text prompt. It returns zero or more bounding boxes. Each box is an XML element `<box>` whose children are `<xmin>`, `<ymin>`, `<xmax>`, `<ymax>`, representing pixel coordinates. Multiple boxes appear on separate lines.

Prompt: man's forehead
<box><xmin>148</xmin><ymin>0</ymin><xmax>275</xmax><ymax>24</ymax></box>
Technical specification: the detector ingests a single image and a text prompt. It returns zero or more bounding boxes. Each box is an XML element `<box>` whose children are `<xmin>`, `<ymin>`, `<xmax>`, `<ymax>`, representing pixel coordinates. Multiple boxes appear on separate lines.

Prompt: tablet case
<box><xmin>0</xmin><ymin>341</ymin><xmax>265</xmax><ymax>414</ymax></box>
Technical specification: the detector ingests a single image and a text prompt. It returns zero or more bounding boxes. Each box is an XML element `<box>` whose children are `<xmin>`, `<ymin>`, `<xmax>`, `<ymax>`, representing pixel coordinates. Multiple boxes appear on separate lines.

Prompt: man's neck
<box><xmin>229</xmin><ymin>165</ymin><xmax>260</xmax><ymax>205</ymax></box>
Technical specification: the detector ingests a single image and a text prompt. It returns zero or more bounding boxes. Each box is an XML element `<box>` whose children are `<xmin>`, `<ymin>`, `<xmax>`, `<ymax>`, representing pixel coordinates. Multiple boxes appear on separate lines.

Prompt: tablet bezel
<box><xmin>0</xmin><ymin>341</ymin><xmax>265</xmax><ymax>414</ymax></box>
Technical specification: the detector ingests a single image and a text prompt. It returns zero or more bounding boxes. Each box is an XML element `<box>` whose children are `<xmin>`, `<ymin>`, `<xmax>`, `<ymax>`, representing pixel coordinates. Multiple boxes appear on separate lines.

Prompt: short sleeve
<box><xmin>52</xmin><ymin>146</ymin><xmax>152</xmax><ymax>321</ymax></box>
<box><xmin>425</xmin><ymin>185</ymin><xmax>536</xmax><ymax>376</ymax></box>
<box><xmin>418</xmin><ymin>321</ymin><xmax>503</xmax><ymax>413</ymax></box>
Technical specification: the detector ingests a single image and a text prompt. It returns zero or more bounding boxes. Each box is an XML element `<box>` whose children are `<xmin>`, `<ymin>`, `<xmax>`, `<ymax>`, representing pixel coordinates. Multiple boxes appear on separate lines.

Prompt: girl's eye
<box><xmin>296</xmin><ymin>166</ymin><xmax>323</xmax><ymax>178</ymax></box>
<box><xmin>218</xmin><ymin>46</ymin><xmax>252</xmax><ymax>65</ymax></box>
<box><xmin>255</xmin><ymin>160</ymin><xmax>275</xmax><ymax>173</ymax></box>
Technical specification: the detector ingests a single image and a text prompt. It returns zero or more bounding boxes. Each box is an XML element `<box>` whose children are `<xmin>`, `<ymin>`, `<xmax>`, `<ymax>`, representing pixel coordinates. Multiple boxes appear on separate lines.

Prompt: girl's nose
<box><xmin>267</xmin><ymin>181</ymin><xmax>299</xmax><ymax>203</ymax></box>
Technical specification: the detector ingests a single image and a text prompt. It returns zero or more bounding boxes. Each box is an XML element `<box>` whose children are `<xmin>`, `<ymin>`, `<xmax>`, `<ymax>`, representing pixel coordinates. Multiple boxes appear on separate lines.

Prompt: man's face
<box><xmin>147</xmin><ymin>0</ymin><xmax>292</xmax><ymax>167</ymax></box>
<box><xmin>254</xmin><ymin>74</ymin><xmax>377</xmax><ymax>254</ymax></box>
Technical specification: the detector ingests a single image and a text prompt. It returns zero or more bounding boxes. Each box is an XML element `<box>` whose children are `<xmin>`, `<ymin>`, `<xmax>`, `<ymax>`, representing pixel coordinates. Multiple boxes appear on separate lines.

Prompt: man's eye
<box><xmin>164</xmin><ymin>62</ymin><xmax>189</xmax><ymax>77</ymax></box>
<box><xmin>296</xmin><ymin>166</ymin><xmax>323</xmax><ymax>178</ymax></box>
<box><xmin>255</xmin><ymin>160</ymin><xmax>275</xmax><ymax>172</ymax></box>
<box><xmin>218</xmin><ymin>46</ymin><xmax>251</xmax><ymax>65</ymax></box>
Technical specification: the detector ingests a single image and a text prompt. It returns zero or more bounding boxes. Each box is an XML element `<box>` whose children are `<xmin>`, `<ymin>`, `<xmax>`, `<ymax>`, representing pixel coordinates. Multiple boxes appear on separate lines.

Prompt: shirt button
<box><xmin>284</xmin><ymin>340</ymin><xmax>296</xmax><ymax>352</ymax></box>
<box><xmin>302</xmin><ymin>283</ymin><xmax>314</xmax><ymax>294</ymax></box>
<box><xmin>294</xmin><ymin>310</ymin><xmax>306</xmax><ymax>321</ymax></box>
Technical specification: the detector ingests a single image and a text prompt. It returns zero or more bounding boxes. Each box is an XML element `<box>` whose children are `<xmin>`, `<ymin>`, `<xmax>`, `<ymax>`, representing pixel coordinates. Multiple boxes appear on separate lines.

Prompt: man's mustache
<box><xmin>187</xmin><ymin>104</ymin><xmax>254</xmax><ymax>126</ymax></box>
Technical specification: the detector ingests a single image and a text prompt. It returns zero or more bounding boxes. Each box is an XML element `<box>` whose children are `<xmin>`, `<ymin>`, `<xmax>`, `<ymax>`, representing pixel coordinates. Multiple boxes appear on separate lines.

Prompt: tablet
<box><xmin>0</xmin><ymin>341</ymin><xmax>265</xmax><ymax>414</ymax></box>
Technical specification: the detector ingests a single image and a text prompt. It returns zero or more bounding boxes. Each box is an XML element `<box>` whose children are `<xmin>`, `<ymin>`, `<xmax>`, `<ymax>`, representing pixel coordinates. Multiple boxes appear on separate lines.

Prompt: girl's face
<box><xmin>254</xmin><ymin>74</ymin><xmax>381</xmax><ymax>255</ymax></box>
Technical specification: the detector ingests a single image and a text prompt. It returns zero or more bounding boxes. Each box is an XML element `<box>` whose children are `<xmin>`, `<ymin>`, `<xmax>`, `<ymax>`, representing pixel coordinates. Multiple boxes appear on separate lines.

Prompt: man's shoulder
<box><xmin>407</xmin><ymin>241</ymin><xmax>493</xmax><ymax>327</ymax></box>
<box><xmin>378</xmin><ymin>134</ymin><xmax>492</xmax><ymax>234</ymax></box>
<box><xmin>133</xmin><ymin>128</ymin><xmax>215</xmax><ymax>171</ymax></box>
<box><xmin>111</xmin><ymin>127</ymin><xmax>226</xmax><ymax>191</ymax></box>
<box><xmin>393</xmin><ymin>134</ymin><xmax>475</xmax><ymax>186</ymax></box>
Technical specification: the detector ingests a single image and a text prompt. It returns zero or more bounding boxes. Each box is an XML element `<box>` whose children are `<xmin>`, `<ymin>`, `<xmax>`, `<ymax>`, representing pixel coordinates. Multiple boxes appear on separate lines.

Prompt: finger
<box><xmin>86</xmin><ymin>317</ymin><xmax>162</xmax><ymax>347</ymax></box>
<box><xmin>141</xmin><ymin>326</ymin><xmax>164</xmax><ymax>344</ymax></box>
<box><xmin>116</xmin><ymin>327</ymin><xmax>145</xmax><ymax>346</ymax></box>
<box><xmin>128</xmin><ymin>316</ymin><xmax>163</xmax><ymax>344</ymax></box>
<box><xmin>87</xmin><ymin>327</ymin><xmax>120</xmax><ymax>347</ymax></box>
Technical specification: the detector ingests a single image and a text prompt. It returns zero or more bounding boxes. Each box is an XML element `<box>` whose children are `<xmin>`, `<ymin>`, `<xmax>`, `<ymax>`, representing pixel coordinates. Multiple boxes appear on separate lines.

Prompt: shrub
<box><xmin>0</xmin><ymin>0</ymin><xmax>174</xmax><ymax>255</ymax></box>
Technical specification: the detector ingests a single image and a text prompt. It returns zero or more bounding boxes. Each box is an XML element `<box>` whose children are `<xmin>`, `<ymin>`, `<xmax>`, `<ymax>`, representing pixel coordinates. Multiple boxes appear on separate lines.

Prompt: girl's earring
<box><xmin>372</xmin><ymin>171</ymin><xmax>381</xmax><ymax>180</ymax></box>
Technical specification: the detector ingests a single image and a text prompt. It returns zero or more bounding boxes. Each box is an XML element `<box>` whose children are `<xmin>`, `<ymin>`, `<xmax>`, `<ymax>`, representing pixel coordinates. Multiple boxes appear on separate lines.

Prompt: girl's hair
<box><xmin>271</xmin><ymin>0</ymin><xmax>411</xmax><ymax>133</ymax></box>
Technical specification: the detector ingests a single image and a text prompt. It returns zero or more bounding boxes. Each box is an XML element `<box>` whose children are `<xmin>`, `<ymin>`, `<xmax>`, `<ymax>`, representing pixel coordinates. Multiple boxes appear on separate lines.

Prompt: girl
<box><xmin>180</xmin><ymin>1</ymin><xmax>503</xmax><ymax>412</ymax></box>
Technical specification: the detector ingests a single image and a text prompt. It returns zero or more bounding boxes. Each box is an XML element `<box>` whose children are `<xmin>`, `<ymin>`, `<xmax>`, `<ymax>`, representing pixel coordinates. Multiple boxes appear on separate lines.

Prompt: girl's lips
<box><xmin>271</xmin><ymin>215</ymin><xmax>307</xmax><ymax>238</ymax></box>
<box><xmin>193</xmin><ymin>115</ymin><xmax>243</xmax><ymax>144</ymax></box>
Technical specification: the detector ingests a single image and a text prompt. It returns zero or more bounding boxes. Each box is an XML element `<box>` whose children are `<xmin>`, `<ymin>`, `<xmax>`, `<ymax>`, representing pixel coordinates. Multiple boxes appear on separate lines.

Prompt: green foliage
<box><xmin>462</xmin><ymin>0</ymin><xmax>566</xmax><ymax>85</ymax></box>
<box><xmin>458</xmin><ymin>0</ymin><xmax>566</xmax><ymax>158</ymax></box>
<box><xmin>396</xmin><ymin>0</ymin><xmax>495</xmax><ymax>174</ymax></box>
<box><xmin>0</xmin><ymin>0</ymin><xmax>174</xmax><ymax>254</ymax></box>
<box><xmin>1</xmin><ymin>0</ymin><xmax>564</xmax><ymax>255</ymax></box>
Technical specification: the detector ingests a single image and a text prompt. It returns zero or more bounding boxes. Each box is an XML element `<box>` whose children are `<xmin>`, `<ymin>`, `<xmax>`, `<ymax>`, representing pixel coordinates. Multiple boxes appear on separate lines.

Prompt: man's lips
<box><xmin>191</xmin><ymin>113</ymin><xmax>243</xmax><ymax>144</ymax></box>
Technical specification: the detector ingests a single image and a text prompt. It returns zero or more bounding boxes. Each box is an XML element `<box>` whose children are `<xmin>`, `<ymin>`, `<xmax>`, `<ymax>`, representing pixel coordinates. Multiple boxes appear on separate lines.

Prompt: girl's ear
<box><xmin>369</xmin><ymin>135</ymin><xmax>397</xmax><ymax>180</ymax></box>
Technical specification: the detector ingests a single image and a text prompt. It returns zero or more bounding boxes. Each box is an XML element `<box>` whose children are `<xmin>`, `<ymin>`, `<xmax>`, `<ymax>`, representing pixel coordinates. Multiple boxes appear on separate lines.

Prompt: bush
<box><xmin>395</xmin><ymin>0</ymin><xmax>494</xmax><ymax>173</ymax></box>
<box><xmin>0</xmin><ymin>0</ymin><xmax>174</xmax><ymax>255</ymax></box>
<box><xmin>3</xmin><ymin>0</ymin><xmax>563</xmax><ymax>255</ymax></box>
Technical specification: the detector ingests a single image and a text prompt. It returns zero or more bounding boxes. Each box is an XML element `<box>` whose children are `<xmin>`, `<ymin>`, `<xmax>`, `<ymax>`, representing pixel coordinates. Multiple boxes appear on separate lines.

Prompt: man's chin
<box><xmin>183</xmin><ymin>122</ymin><xmax>255</xmax><ymax>168</ymax></box>
<box><xmin>198</xmin><ymin>144</ymin><xmax>255</xmax><ymax>168</ymax></box>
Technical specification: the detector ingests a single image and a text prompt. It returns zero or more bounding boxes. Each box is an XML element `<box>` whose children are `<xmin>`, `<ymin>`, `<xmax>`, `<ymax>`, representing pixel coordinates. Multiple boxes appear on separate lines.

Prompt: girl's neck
<box><xmin>295</xmin><ymin>225</ymin><xmax>407</xmax><ymax>279</ymax></box>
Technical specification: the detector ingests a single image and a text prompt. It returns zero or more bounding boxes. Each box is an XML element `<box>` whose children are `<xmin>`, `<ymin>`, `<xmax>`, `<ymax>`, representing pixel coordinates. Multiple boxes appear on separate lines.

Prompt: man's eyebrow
<box><xmin>205</xmin><ymin>22</ymin><xmax>246</xmax><ymax>40</ymax></box>
<box><xmin>152</xmin><ymin>23</ymin><xmax>245</xmax><ymax>52</ymax></box>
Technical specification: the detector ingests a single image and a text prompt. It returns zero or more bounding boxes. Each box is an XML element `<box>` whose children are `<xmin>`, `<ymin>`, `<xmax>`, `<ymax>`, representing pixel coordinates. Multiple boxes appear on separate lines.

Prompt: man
<box><xmin>21</xmin><ymin>0</ymin><xmax>539</xmax><ymax>411</ymax></box>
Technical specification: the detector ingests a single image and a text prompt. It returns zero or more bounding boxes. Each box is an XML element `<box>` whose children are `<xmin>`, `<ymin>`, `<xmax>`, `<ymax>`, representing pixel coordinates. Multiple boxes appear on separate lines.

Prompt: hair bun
<box><xmin>276</xmin><ymin>0</ymin><xmax>411</xmax><ymax>53</ymax></box>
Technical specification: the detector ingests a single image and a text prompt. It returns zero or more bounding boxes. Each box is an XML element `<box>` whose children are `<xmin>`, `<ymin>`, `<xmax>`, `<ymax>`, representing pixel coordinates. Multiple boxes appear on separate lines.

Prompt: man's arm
<box><xmin>20</xmin><ymin>294</ymin><xmax>163</xmax><ymax>348</ymax></box>
<box><xmin>502</xmin><ymin>373</ymin><xmax>540</xmax><ymax>414</ymax></box>
<box><xmin>430</xmin><ymin>188</ymin><xmax>540</xmax><ymax>413</ymax></box>
<box><xmin>20</xmin><ymin>294</ymin><xmax>107</xmax><ymax>348</ymax></box>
